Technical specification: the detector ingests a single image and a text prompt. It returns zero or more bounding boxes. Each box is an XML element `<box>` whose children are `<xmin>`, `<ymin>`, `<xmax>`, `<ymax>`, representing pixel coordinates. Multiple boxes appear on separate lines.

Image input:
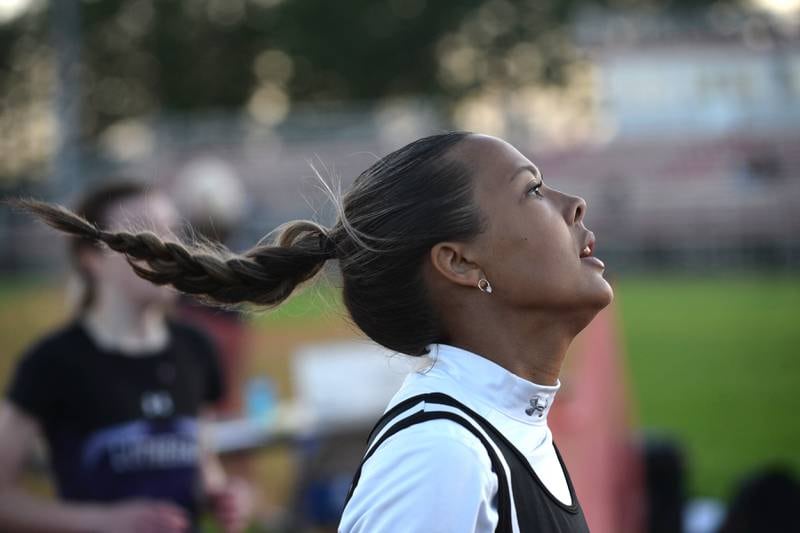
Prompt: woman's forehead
<box><xmin>458</xmin><ymin>135</ymin><xmax>536</xmax><ymax>185</ymax></box>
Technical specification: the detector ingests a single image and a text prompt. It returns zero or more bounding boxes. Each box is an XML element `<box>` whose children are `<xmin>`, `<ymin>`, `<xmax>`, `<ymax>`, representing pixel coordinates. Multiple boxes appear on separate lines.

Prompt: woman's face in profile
<box><xmin>463</xmin><ymin>134</ymin><xmax>613</xmax><ymax>313</ymax></box>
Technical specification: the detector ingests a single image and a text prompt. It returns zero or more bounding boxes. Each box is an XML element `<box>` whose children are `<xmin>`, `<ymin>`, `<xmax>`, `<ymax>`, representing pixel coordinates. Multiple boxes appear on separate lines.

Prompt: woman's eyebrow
<box><xmin>508</xmin><ymin>164</ymin><xmax>542</xmax><ymax>183</ymax></box>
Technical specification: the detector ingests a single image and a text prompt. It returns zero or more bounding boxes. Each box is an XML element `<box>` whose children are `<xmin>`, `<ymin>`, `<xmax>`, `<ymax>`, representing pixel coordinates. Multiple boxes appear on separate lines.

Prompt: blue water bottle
<box><xmin>245</xmin><ymin>376</ymin><xmax>276</xmax><ymax>423</ymax></box>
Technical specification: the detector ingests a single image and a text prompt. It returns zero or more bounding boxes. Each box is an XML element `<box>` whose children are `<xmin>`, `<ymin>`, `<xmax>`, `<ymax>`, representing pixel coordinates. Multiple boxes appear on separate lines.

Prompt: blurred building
<box><xmin>552</xmin><ymin>7</ymin><xmax>800</xmax><ymax>269</ymax></box>
<box><xmin>577</xmin><ymin>8</ymin><xmax>800</xmax><ymax>136</ymax></box>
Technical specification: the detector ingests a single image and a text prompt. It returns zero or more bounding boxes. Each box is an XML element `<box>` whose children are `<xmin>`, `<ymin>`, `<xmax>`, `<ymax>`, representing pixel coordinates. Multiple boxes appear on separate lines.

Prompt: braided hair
<box><xmin>14</xmin><ymin>132</ymin><xmax>482</xmax><ymax>356</ymax></box>
<box><xmin>16</xmin><ymin>198</ymin><xmax>333</xmax><ymax>307</ymax></box>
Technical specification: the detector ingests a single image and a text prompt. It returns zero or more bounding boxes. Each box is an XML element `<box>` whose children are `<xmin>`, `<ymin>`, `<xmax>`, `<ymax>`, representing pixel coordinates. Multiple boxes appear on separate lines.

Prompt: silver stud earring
<box><xmin>477</xmin><ymin>278</ymin><xmax>493</xmax><ymax>294</ymax></box>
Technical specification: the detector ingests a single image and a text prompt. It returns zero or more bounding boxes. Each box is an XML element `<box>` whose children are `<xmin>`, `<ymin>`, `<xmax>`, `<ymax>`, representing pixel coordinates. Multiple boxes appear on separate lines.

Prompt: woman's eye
<box><xmin>526</xmin><ymin>182</ymin><xmax>544</xmax><ymax>198</ymax></box>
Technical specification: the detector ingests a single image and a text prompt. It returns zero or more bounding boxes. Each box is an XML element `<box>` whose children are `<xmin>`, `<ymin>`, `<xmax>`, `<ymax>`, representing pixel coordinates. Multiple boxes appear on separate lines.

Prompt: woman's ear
<box><xmin>429</xmin><ymin>242</ymin><xmax>482</xmax><ymax>289</ymax></box>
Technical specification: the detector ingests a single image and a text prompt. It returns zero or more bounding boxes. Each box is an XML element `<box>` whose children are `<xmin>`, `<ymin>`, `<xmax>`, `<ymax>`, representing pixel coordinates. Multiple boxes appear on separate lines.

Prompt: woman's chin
<box><xmin>599</xmin><ymin>279</ymin><xmax>615</xmax><ymax>308</ymax></box>
<box><xmin>584</xmin><ymin>278</ymin><xmax>614</xmax><ymax>310</ymax></box>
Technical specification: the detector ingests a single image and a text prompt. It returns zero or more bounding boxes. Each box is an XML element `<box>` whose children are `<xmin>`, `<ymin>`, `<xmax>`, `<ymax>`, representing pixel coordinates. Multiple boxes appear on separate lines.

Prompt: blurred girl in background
<box><xmin>17</xmin><ymin>132</ymin><xmax>611</xmax><ymax>532</ymax></box>
<box><xmin>0</xmin><ymin>182</ymin><xmax>252</xmax><ymax>532</ymax></box>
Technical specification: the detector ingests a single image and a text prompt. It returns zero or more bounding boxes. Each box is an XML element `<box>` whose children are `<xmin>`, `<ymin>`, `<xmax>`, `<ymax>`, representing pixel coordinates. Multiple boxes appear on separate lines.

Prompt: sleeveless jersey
<box><xmin>344</xmin><ymin>393</ymin><xmax>590</xmax><ymax>533</ymax></box>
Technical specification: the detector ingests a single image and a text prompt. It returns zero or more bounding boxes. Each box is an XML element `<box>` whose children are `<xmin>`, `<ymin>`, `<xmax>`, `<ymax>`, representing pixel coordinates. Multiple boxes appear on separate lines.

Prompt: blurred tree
<box><xmin>0</xmin><ymin>0</ymin><xmax>746</xmax><ymax>182</ymax></box>
<box><xmin>0</xmin><ymin>1</ymin><xmax>52</xmax><ymax>184</ymax></box>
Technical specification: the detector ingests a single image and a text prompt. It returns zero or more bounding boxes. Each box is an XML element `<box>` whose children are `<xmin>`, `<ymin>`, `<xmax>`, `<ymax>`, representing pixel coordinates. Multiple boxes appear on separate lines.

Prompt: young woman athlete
<box><xmin>1</xmin><ymin>183</ymin><xmax>252</xmax><ymax>532</ymax></box>
<box><xmin>17</xmin><ymin>132</ymin><xmax>613</xmax><ymax>532</ymax></box>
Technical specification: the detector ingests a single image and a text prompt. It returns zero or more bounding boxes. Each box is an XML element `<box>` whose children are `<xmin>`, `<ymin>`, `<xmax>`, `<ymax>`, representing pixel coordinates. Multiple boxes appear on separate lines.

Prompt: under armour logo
<box><xmin>525</xmin><ymin>397</ymin><xmax>547</xmax><ymax>417</ymax></box>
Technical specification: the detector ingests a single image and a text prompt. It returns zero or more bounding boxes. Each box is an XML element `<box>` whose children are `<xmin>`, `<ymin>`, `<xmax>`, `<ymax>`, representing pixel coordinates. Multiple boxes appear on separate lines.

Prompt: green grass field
<box><xmin>615</xmin><ymin>275</ymin><xmax>800</xmax><ymax>499</ymax></box>
<box><xmin>0</xmin><ymin>274</ymin><xmax>798</xmax><ymax>502</ymax></box>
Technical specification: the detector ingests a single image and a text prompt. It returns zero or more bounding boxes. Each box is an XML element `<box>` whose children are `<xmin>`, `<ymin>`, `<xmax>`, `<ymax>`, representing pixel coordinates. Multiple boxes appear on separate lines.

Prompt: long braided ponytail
<box><xmin>13</xmin><ymin>131</ymin><xmax>481</xmax><ymax>356</ymax></box>
<box><xmin>14</xmin><ymin>198</ymin><xmax>335</xmax><ymax>307</ymax></box>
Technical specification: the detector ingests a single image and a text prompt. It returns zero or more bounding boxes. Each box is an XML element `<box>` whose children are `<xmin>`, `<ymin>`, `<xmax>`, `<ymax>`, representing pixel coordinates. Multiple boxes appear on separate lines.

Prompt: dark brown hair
<box><xmin>16</xmin><ymin>132</ymin><xmax>483</xmax><ymax>355</ymax></box>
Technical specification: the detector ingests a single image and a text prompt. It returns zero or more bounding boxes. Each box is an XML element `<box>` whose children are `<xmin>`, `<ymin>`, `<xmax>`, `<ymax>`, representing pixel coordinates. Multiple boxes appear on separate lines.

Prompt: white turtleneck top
<box><xmin>339</xmin><ymin>343</ymin><xmax>570</xmax><ymax>533</ymax></box>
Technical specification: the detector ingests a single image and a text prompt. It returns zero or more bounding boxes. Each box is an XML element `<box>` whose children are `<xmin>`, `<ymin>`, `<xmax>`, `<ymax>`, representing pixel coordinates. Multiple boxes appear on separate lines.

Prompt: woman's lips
<box><xmin>581</xmin><ymin>255</ymin><xmax>605</xmax><ymax>269</ymax></box>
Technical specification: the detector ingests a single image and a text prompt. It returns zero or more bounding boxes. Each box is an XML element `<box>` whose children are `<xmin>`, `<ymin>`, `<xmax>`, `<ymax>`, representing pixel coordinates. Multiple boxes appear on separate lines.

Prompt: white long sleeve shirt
<box><xmin>339</xmin><ymin>343</ymin><xmax>571</xmax><ymax>533</ymax></box>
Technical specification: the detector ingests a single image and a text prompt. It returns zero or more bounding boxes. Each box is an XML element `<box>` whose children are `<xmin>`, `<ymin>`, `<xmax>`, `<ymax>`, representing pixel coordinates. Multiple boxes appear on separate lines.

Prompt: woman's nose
<box><xmin>570</xmin><ymin>195</ymin><xmax>587</xmax><ymax>225</ymax></box>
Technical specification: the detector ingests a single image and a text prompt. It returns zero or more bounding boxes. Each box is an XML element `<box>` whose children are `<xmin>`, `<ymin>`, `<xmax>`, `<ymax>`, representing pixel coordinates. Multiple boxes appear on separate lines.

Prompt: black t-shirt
<box><xmin>6</xmin><ymin>320</ymin><xmax>224</xmax><ymax>517</ymax></box>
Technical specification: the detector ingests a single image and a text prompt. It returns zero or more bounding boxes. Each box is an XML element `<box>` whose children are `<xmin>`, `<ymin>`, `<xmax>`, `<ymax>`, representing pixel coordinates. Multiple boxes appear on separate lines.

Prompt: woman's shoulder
<box><xmin>343</xmin><ymin>418</ymin><xmax>499</xmax><ymax>532</ymax></box>
<box><xmin>18</xmin><ymin>321</ymin><xmax>87</xmax><ymax>364</ymax></box>
<box><xmin>369</xmin><ymin>388</ymin><xmax>499</xmax><ymax>483</ymax></box>
<box><xmin>379</xmin><ymin>414</ymin><xmax>495</xmax><ymax>466</ymax></box>
<box><xmin>7</xmin><ymin>322</ymin><xmax>87</xmax><ymax>420</ymax></box>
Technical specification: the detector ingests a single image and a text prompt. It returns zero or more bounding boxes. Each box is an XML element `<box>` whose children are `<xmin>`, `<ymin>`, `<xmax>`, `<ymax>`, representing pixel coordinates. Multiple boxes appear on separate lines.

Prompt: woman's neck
<box><xmin>82</xmin><ymin>288</ymin><xmax>169</xmax><ymax>355</ymax></box>
<box><xmin>446</xmin><ymin>307</ymin><xmax>595</xmax><ymax>386</ymax></box>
